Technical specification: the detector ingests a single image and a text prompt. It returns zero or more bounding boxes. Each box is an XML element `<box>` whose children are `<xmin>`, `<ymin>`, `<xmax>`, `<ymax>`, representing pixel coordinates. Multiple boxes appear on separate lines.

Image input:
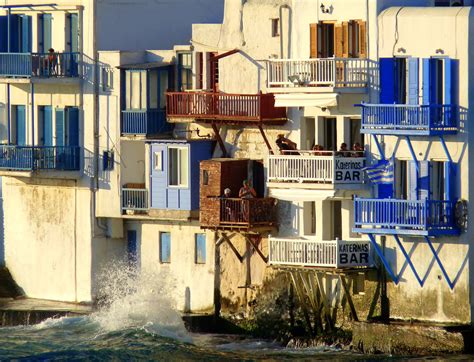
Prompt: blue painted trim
<box><xmin>439</xmin><ymin>136</ymin><xmax>454</xmax><ymax>165</ymax></box>
<box><xmin>31</xmin><ymin>83</ymin><xmax>34</xmax><ymax>146</ymax></box>
<box><xmin>423</xmin><ymin>235</ymin><xmax>455</xmax><ymax>290</ymax></box>
<box><xmin>393</xmin><ymin>235</ymin><xmax>424</xmax><ymax>287</ymax></box>
<box><xmin>405</xmin><ymin>136</ymin><xmax>419</xmax><ymax>172</ymax></box>
<box><xmin>7</xmin><ymin>9</ymin><xmax>10</xmax><ymax>53</ymax></box>
<box><xmin>367</xmin><ymin>234</ymin><xmax>399</xmax><ymax>284</ymax></box>
<box><xmin>371</xmin><ymin>134</ymin><xmax>385</xmax><ymax>159</ymax></box>
<box><xmin>7</xmin><ymin>83</ymin><xmax>10</xmax><ymax>145</ymax></box>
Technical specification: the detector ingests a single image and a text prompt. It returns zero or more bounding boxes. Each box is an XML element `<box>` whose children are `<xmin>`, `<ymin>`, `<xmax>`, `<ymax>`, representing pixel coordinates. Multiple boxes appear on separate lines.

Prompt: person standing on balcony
<box><xmin>337</xmin><ymin>143</ymin><xmax>350</xmax><ymax>157</ymax></box>
<box><xmin>276</xmin><ymin>134</ymin><xmax>298</xmax><ymax>155</ymax></box>
<box><xmin>239</xmin><ymin>180</ymin><xmax>257</xmax><ymax>223</ymax></box>
<box><xmin>48</xmin><ymin>48</ymin><xmax>58</xmax><ymax>76</ymax></box>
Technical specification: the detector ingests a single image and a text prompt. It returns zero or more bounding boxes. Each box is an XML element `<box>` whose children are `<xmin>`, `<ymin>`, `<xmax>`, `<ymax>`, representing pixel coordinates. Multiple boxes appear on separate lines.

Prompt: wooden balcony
<box><xmin>353</xmin><ymin>198</ymin><xmax>459</xmax><ymax>236</ymax></box>
<box><xmin>121</xmin><ymin>110</ymin><xmax>170</xmax><ymax>136</ymax></box>
<box><xmin>200</xmin><ymin>197</ymin><xmax>277</xmax><ymax>230</ymax></box>
<box><xmin>166</xmin><ymin>92</ymin><xmax>286</xmax><ymax>124</ymax></box>
<box><xmin>269</xmin><ymin>237</ymin><xmax>373</xmax><ymax>269</ymax></box>
<box><xmin>360</xmin><ymin>104</ymin><xmax>458</xmax><ymax>136</ymax></box>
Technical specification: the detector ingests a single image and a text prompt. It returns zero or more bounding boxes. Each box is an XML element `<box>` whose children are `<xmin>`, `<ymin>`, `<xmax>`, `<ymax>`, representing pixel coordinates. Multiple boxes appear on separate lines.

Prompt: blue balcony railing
<box><xmin>0</xmin><ymin>145</ymin><xmax>81</xmax><ymax>171</ymax></box>
<box><xmin>121</xmin><ymin>109</ymin><xmax>170</xmax><ymax>135</ymax></box>
<box><xmin>353</xmin><ymin>198</ymin><xmax>459</xmax><ymax>236</ymax></box>
<box><xmin>0</xmin><ymin>52</ymin><xmax>80</xmax><ymax>78</ymax></box>
<box><xmin>359</xmin><ymin>104</ymin><xmax>458</xmax><ymax>136</ymax></box>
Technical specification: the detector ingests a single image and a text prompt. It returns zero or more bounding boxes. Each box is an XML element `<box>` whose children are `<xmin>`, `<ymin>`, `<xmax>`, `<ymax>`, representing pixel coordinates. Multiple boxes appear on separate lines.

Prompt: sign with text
<box><xmin>337</xmin><ymin>241</ymin><xmax>373</xmax><ymax>268</ymax></box>
<box><xmin>334</xmin><ymin>157</ymin><xmax>365</xmax><ymax>184</ymax></box>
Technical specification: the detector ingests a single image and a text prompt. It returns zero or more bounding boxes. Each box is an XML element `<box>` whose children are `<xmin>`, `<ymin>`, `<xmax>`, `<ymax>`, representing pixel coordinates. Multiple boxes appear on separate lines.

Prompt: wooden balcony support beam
<box><xmin>257</xmin><ymin>124</ymin><xmax>274</xmax><ymax>155</ymax></box>
<box><xmin>217</xmin><ymin>232</ymin><xmax>243</xmax><ymax>263</ymax></box>
<box><xmin>339</xmin><ymin>274</ymin><xmax>359</xmax><ymax>322</ymax></box>
<box><xmin>211</xmin><ymin>122</ymin><xmax>228</xmax><ymax>158</ymax></box>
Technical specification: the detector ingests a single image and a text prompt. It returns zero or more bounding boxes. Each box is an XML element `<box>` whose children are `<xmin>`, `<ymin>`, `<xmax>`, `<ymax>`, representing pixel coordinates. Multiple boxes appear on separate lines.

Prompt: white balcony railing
<box><xmin>269</xmin><ymin>238</ymin><xmax>372</xmax><ymax>268</ymax></box>
<box><xmin>122</xmin><ymin>188</ymin><xmax>148</xmax><ymax>212</ymax></box>
<box><xmin>268</xmin><ymin>151</ymin><xmax>365</xmax><ymax>184</ymax></box>
<box><xmin>266</xmin><ymin>58</ymin><xmax>368</xmax><ymax>88</ymax></box>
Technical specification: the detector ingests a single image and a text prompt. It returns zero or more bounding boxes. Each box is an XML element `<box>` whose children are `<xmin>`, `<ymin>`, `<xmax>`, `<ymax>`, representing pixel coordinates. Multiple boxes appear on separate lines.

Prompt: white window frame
<box><xmin>168</xmin><ymin>146</ymin><xmax>189</xmax><ymax>188</ymax></box>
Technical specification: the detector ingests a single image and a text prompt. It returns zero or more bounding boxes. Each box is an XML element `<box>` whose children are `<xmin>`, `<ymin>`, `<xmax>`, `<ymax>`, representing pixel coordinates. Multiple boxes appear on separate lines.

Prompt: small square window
<box><xmin>195</xmin><ymin>233</ymin><xmax>206</xmax><ymax>264</ymax></box>
<box><xmin>101</xmin><ymin>67</ymin><xmax>113</xmax><ymax>91</ymax></box>
<box><xmin>272</xmin><ymin>18</ymin><xmax>280</xmax><ymax>37</ymax></box>
<box><xmin>103</xmin><ymin>150</ymin><xmax>114</xmax><ymax>171</ymax></box>
<box><xmin>153</xmin><ymin>151</ymin><xmax>163</xmax><ymax>171</ymax></box>
<box><xmin>160</xmin><ymin>232</ymin><xmax>171</xmax><ymax>263</ymax></box>
<box><xmin>202</xmin><ymin>170</ymin><xmax>209</xmax><ymax>186</ymax></box>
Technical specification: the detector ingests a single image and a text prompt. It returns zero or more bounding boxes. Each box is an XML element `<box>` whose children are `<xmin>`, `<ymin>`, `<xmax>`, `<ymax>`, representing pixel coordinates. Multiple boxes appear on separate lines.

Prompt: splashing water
<box><xmin>91</xmin><ymin>261</ymin><xmax>190</xmax><ymax>342</ymax></box>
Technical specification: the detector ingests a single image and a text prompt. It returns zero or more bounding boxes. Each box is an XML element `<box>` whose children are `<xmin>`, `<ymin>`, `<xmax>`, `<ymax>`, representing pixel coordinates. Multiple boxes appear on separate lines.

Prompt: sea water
<box><xmin>0</xmin><ymin>263</ymin><xmax>468</xmax><ymax>360</ymax></box>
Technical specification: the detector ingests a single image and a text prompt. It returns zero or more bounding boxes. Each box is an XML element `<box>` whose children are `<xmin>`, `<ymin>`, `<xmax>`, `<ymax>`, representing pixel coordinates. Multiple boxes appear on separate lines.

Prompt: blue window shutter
<box><xmin>127</xmin><ymin>230</ymin><xmax>138</xmax><ymax>266</ymax></box>
<box><xmin>407</xmin><ymin>58</ymin><xmax>419</xmax><ymax>105</ymax></box>
<box><xmin>422</xmin><ymin>58</ymin><xmax>431</xmax><ymax>105</ymax></box>
<box><xmin>68</xmin><ymin>14</ymin><xmax>78</xmax><ymax>53</ymax></box>
<box><xmin>443</xmin><ymin>58</ymin><xmax>459</xmax><ymax>105</ymax></box>
<box><xmin>55</xmin><ymin>108</ymin><xmax>65</xmax><ymax>146</ymax></box>
<box><xmin>418</xmin><ymin>161</ymin><xmax>430</xmax><ymax>200</ymax></box>
<box><xmin>408</xmin><ymin>161</ymin><xmax>418</xmax><ymax>200</ymax></box>
<box><xmin>20</xmin><ymin>15</ymin><xmax>32</xmax><ymax>53</ymax></box>
<box><xmin>9</xmin><ymin>15</ymin><xmax>20</xmax><ymax>53</ymax></box>
<box><xmin>444</xmin><ymin>162</ymin><xmax>456</xmax><ymax>201</ymax></box>
<box><xmin>66</xmin><ymin>107</ymin><xmax>79</xmax><ymax>146</ymax></box>
<box><xmin>16</xmin><ymin>105</ymin><xmax>26</xmax><ymax>146</ymax></box>
<box><xmin>379</xmin><ymin>58</ymin><xmax>396</xmax><ymax>103</ymax></box>
<box><xmin>39</xmin><ymin>14</ymin><xmax>52</xmax><ymax>53</ymax></box>
<box><xmin>195</xmin><ymin>234</ymin><xmax>206</xmax><ymax>264</ymax></box>
<box><xmin>160</xmin><ymin>232</ymin><xmax>171</xmax><ymax>263</ymax></box>
<box><xmin>43</xmin><ymin>106</ymin><xmax>53</xmax><ymax>146</ymax></box>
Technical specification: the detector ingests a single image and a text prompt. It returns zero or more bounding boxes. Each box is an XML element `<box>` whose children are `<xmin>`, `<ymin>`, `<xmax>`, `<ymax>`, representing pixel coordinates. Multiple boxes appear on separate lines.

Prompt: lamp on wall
<box><xmin>397</xmin><ymin>47</ymin><xmax>406</xmax><ymax>53</ymax></box>
<box><xmin>320</xmin><ymin>3</ymin><xmax>331</xmax><ymax>14</ymax></box>
<box><xmin>436</xmin><ymin>48</ymin><xmax>444</xmax><ymax>54</ymax></box>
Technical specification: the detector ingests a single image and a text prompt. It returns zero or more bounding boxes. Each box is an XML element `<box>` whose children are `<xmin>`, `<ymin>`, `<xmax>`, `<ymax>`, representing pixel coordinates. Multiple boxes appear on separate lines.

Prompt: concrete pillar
<box><xmin>341</xmin><ymin>199</ymin><xmax>360</xmax><ymax>239</ymax></box>
<box><xmin>317</xmin><ymin>200</ymin><xmax>333</xmax><ymax>241</ymax></box>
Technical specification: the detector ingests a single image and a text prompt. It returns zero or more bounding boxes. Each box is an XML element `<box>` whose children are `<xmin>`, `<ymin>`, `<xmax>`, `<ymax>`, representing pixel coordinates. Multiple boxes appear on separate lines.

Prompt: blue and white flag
<box><xmin>362</xmin><ymin>158</ymin><xmax>394</xmax><ymax>184</ymax></box>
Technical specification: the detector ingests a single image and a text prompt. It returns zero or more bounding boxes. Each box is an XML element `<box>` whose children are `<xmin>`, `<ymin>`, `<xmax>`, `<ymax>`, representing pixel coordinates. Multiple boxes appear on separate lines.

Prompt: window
<box><xmin>332</xmin><ymin>201</ymin><xmax>342</xmax><ymax>240</ymax></box>
<box><xmin>322</xmin><ymin>117</ymin><xmax>337</xmax><ymax>151</ymax></box>
<box><xmin>168</xmin><ymin>147</ymin><xmax>189</xmax><ymax>187</ymax></box>
<box><xmin>103</xmin><ymin>150</ymin><xmax>114</xmax><ymax>171</ymax></box>
<box><xmin>349</xmin><ymin>119</ymin><xmax>364</xmax><ymax>149</ymax></box>
<box><xmin>196</xmin><ymin>52</ymin><xmax>204</xmax><ymax>89</ymax></box>
<box><xmin>159</xmin><ymin>232</ymin><xmax>171</xmax><ymax>263</ymax></box>
<box><xmin>202</xmin><ymin>170</ymin><xmax>209</xmax><ymax>185</ymax></box>
<box><xmin>395</xmin><ymin>58</ymin><xmax>407</xmax><ymax>104</ymax></box>
<box><xmin>431</xmin><ymin>161</ymin><xmax>445</xmax><ymax>201</ymax></box>
<box><xmin>101</xmin><ymin>67</ymin><xmax>113</xmax><ymax>91</ymax></box>
<box><xmin>195</xmin><ymin>233</ymin><xmax>206</xmax><ymax>264</ymax></box>
<box><xmin>153</xmin><ymin>151</ymin><xmax>163</xmax><ymax>171</ymax></box>
<box><xmin>125</xmin><ymin>70</ymin><xmax>147</xmax><ymax>110</ymax></box>
<box><xmin>303</xmin><ymin>202</ymin><xmax>316</xmax><ymax>236</ymax></box>
<box><xmin>38</xmin><ymin>14</ymin><xmax>52</xmax><ymax>53</ymax></box>
<box><xmin>271</xmin><ymin>18</ymin><xmax>280</xmax><ymax>37</ymax></box>
<box><xmin>178</xmin><ymin>53</ymin><xmax>192</xmax><ymax>91</ymax></box>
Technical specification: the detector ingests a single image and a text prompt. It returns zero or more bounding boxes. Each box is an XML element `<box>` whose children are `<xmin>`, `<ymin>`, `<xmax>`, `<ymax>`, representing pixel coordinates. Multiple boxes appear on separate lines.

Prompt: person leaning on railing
<box><xmin>47</xmin><ymin>48</ymin><xmax>58</xmax><ymax>76</ymax></box>
<box><xmin>351</xmin><ymin>142</ymin><xmax>365</xmax><ymax>157</ymax></box>
<box><xmin>239</xmin><ymin>180</ymin><xmax>257</xmax><ymax>222</ymax></box>
<box><xmin>276</xmin><ymin>134</ymin><xmax>299</xmax><ymax>155</ymax></box>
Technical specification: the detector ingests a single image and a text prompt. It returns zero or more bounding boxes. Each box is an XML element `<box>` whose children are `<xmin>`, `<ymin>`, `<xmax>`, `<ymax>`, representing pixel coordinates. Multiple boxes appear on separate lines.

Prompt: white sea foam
<box><xmin>91</xmin><ymin>261</ymin><xmax>190</xmax><ymax>342</ymax></box>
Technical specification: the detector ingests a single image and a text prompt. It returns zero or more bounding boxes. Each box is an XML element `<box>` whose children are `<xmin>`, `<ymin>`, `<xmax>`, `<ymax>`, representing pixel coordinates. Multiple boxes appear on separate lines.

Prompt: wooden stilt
<box><xmin>289</xmin><ymin>270</ymin><xmax>314</xmax><ymax>335</ymax></box>
<box><xmin>258</xmin><ymin>124</ymin><xmax>274</xmax><ymax>155</ymax></box>
<box><xmin>245</xmin><ymin>234</ymin><xmax>268</xmax><ymax>263</ymax></box>
<box><xmin>221</xmin><ymin>232</ymin><xmax>244</xmax><ymax>263</ymax></box>
<box><xmin>211</xmin><ymin>122</ymin><xmax>228</xmax><ymax>158</ymax></box>
<box><xmin>339</xmin><ymin>274</ymin><xmax>359</xmax><ymax>322</ymax></box>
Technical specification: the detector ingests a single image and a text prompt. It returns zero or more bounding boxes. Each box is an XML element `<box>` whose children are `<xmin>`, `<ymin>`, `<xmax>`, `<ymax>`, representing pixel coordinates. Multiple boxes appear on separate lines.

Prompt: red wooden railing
<box><xmin>166</xmin><ymin>92</ymin><xmax>286</xmax><ymax>121</ymax></box>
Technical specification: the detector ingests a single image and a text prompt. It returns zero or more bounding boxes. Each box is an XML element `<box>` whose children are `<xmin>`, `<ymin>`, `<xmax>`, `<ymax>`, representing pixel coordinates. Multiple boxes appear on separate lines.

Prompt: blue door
<box><xmin>15</xmin><ymin>105</ymin><xmax>26</xmax><ymax>146</ymax></box>
<box><xmin>55</xmin><ymin>108</ymin><xmax>65</xmax><ymax>146</ymax></box>
<box><xmin>43</xmin><ymin>106</ymin><xmax>53</xmax><ymax>146</ymax></box>
<box><xmin>0</xmin><ymin>16</ymin><xmax>7</xmax><ymax>52</ymax></box>
<box><xmin>127</xmin><ymin>230</ymin><xmax>138</xmax><ymax>267</ymax></box>
<box><xmin>66</xmin><ymin>107</ymin><xmax>79</xmax><ymax>146</ymax></box>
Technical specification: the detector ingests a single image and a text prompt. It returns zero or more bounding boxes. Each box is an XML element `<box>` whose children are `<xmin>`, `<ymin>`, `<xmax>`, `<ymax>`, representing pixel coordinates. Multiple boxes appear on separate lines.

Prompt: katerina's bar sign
<box><xmin>334</xmin><ymin>157</ymin><xmax>365</xmax><ymax>183</ymax></box>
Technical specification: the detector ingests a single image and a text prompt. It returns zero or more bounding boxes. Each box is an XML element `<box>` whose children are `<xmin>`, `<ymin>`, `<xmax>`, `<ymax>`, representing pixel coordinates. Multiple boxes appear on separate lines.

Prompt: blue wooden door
<box><xmin>67</xmin><ymin>14</ymin><xmax>78</xmax><ymax>53</ymax></box>
<box><xmin>150</xmin><ymin>144</ymin><xmax>167</xmax><ymax>209</ymax></box>
<box><xmin>66</xmin><ymin>107</ymin><xmax>79</xmax><ymax>146</ymax></box>
<box><xmin>0</xmin><ymin>16</ymin><xmax>7</xmax><ymax>52</ymax></box>
<box><xmin>15</xmin><ymin>105</ymin><xmax>26</xmax><ymax>146</ymax></box>
<box><xmin>55</xmin><ymin>108</ymin><xmax>65</xmax><ymax>146</ymax></box>
<box><xmin>379</xmin><ymin>58</ymin><xmax>396</xmax><ymax>104</ymax></box>
<box><xmin>43</xmin><ymin>106</ymin><xmax>53</xmax><ymax>146</ymax></box>
<box><xmin>127</xmin><ymin>230</ymin><xmax>138</xmax><ymax>266</ymax></box>
<box><xmin>407</xmin><ymin>58</ymin><xmax>419</xmax><ymax>105</ymax></box>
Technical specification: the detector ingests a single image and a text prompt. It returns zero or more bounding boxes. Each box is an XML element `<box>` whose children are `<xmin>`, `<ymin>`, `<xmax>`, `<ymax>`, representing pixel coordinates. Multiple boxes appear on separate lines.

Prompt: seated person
<box><xmin>336</xmin><ymin>142</ymin><xmax>350</xmax><ymax>157</ymax></box>
<box><xmin>352</xmin><ymin>142</ymin><xmax>364</xmax><ymax>157</ymax></box>
<box><xmin>276</xmin><ymin>134</ymin><xmax>298</xmax><ymax>155</ymax></box>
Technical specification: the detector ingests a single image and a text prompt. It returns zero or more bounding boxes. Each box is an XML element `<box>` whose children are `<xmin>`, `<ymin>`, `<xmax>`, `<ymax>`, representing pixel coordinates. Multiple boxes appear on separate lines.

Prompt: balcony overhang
<box><xmin>274</xmin><ymin>93</ymin><xmax>338</xmax><ymax>108</ymax></box>
<box><xmin>268</xmin><ymin>187</ymin><xmax>369</xmax><ymax>201</ymax></box>
<box><xmin>352</xmin><ymin>227</ymin><xmax>461</xmax><ymax>237</ymax></box>
<box><xmin>0</xmin><ymin>77</ymin><xmax>81</xmax><ymax>85</ymax></box>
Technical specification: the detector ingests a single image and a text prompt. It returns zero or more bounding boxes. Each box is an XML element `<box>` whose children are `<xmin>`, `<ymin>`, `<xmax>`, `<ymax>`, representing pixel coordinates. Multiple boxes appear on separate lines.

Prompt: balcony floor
<box><xmin>361</xmin><ymin>128</ymin><xmax>458</xmax><ymax>136</ymax></box>
<box><xmin>0</xmin><ymin>76</ymin><xmax>81</xmax><ymax>85</ymax></box>
<box><xmin>352</xmin><ymin>227</ymin><xmax>460</xmax><ymax>237</ymax></box>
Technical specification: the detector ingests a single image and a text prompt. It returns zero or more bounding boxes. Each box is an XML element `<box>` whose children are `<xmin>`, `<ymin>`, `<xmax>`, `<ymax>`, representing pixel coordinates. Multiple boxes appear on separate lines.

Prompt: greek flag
<box><xmin>362</xmin><ymin>158</ymin><xmax>394</xmax><ymax>184</ymax></box>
